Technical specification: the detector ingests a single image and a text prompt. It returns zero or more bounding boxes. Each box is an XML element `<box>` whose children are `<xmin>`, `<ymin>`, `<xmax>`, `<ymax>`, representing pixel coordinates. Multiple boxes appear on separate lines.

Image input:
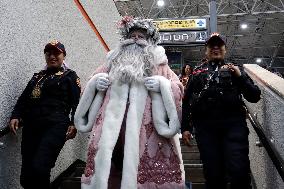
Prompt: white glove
<box><xmin>96</xmin><ymin>76</ymin><xmax>110</xmax><ymax>91</ymax></box>
<box><xmin>144</xmin><ymin>77</ymin><xmax>160</xmax><ymax>92</ymax></box>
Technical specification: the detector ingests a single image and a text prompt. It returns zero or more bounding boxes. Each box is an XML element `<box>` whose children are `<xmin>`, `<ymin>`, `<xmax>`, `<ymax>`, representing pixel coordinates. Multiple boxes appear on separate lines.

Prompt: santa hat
<box><xmin>117</xmin><ymin>16</ymin><xmax>160</xmax><ymax>45</ymax></box>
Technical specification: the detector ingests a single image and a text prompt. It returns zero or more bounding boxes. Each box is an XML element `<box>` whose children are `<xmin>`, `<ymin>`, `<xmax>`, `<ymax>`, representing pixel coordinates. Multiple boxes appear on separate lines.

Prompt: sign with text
<box><xmin>153</xmin><ymin>19</ymin><xmax>206</xmax><ymax>31</ymax></box>
<box><xmin>159</xmin><ymin>31</ymin><xmax>208</xmax><ymax>45</ymax></box>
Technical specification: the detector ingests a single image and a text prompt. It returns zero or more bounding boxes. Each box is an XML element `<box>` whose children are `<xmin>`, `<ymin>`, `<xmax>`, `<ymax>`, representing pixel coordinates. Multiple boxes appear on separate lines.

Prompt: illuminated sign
<box><xmin>153</xmin><ymin>19</ymin><xmax>206</xmax><ymax>31</ymax></box>
<box><xmin>159</xmin><ymin>31</ymin><xmax>208</xmax><ymax>45</ymax></box>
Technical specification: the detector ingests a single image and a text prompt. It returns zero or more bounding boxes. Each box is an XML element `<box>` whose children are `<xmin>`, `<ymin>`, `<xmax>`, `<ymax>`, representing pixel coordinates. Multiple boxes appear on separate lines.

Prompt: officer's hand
<box><xmin>222</xmin><ymin>63</ymin><xmax>241</xmax><ymax>77</ymax></box>
<box><xmin>66</xmin><ymin>125</ymin><xmax>77</xmax><ymax>140</ymax></box>
<box><xmin>96</xmin><ymin>76</ymin><xmax>110</xmax><ymax>91</ymax></box>
<box><xmin>9</xmin><ymin>119</ymin><xmax>20</xmax><ymax>135</ymax></box>
<box><xmin>144</xmin><ymin>77</ymin><xmax>160</xmax><ymax>92</ymax></box>
<box><xmin>182</xmin><ymin>131</ymin><xmax>192</xmax><ymax>146</ymax></box>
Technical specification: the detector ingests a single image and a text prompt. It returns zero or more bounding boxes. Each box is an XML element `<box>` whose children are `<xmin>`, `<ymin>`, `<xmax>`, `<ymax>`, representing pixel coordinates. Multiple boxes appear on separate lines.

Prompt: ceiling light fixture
<box><xmin>157</xmin><ymin>0</ymin><xmax>165</xmax><ymax>7</ymax></box>
<box><xmin>256</xmin><ymin>58</ymin><xmax>262</xmax><ymax>63</ymax></box>
<box><xmin>240</xmin><ymin>23</ymin><xmax>248</xmax><ymax>29</ymax></box>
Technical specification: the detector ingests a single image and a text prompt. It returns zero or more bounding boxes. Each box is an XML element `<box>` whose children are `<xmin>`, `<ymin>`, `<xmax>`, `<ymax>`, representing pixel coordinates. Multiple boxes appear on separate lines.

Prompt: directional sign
<box><xmin>159</xmin><ymin>31</ymin><xmax>208</xmax><ymax>45</ymax></box>
<box><xmin>153</xmin><ymin>19</ymin><xmax>207</xmax><ymax>31</ymax></box>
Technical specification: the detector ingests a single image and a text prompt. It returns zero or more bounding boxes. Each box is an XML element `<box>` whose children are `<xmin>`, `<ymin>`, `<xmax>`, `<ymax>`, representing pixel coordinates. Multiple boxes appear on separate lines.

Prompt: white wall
<box><xmin>0</xmin><ymin>1</ymin><xmax>121</xmax><ymax>188</ymax></box>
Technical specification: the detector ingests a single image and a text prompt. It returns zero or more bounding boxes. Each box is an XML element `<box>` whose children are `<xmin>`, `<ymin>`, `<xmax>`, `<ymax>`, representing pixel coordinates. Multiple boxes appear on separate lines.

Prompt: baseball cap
<box><xmin>205</xmin><ymin>33</ymin><xmax>226</xmax><ymax>47</ymax></box>
<box><xmin>44</xmin><ymin>40</ymin><xmax>66</xmax><ymax>56</ymax></box>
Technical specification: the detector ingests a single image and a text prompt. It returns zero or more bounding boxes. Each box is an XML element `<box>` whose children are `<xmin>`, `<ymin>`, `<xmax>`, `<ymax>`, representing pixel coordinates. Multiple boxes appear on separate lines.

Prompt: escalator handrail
<box><xmin>247</xmin><ymin>110</ymin><xmax>284</xmax><ymax>181</ymax></box>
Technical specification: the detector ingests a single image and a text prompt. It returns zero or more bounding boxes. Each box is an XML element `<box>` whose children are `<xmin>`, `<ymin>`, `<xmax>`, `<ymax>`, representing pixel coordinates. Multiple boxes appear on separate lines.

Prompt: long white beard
<box><xmin>108</xmin><ymin>39</ymin><xmax>156</xmax><ymax>83</ymax></box>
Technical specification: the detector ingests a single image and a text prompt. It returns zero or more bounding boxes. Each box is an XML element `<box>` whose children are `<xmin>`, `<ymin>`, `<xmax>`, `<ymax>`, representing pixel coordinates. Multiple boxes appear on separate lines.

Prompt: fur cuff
<box><xmin>74</xmin><ymin>73</ymin><xmax>108</xmax><ymax>133</ymax></box>
<box><xmin>151</xmin><ymin>76</ymin><xmax>181</xmax><ymax>138</ymax></box>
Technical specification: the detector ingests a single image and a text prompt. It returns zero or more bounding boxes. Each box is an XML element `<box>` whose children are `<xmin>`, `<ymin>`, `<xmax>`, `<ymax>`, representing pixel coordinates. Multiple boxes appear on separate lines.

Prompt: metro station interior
<box><xmin>0</xmin><ymin>0</ymin><xmax>283</xmax><ymax>189</ymax></box>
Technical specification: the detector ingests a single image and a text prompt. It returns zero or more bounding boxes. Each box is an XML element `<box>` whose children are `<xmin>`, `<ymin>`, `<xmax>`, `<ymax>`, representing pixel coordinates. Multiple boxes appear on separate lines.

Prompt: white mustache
<box><xmin>119</xmin><ymin>38</ymin><xmax>149</xmax><ymax>48</ymax></box>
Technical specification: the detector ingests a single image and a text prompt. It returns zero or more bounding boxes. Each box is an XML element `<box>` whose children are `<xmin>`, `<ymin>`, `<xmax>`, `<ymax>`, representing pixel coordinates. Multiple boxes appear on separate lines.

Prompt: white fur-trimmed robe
<box><xmin>75</xmin><ymin>46</ymin><xmax>185</xmax><ymax>189</ymax></box>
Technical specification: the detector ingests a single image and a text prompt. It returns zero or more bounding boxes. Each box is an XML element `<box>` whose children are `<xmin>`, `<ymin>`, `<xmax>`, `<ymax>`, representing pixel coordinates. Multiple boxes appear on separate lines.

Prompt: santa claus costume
<box><xmin>75</xmin><ymin>16</ymin><xmax>185</xmax><ymax>189</ymax></box>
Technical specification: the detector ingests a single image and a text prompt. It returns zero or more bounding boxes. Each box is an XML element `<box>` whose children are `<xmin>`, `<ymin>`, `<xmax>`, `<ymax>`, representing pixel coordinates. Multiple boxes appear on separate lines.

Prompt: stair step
<box><xmin>190</xmin><ymin>183</ymin><xmax>231</xmax><ymax>189</ymax></box>
<box><xmin>184</xmin><ymin>164</ymin><xmax>205</xmax><ymax>183</ymax></box>
<box><xmin>191</xmin><ymin>183</ymin><xmax>206</xmax><ymax>189</ymax></box>
<box><xmin>183</xmin><ymin>159</ymin><xmax>202</xmax><ymax>164</ymax></box>
<box><xmin>58</xmin><ymin>178</ymin><xmax>81</xmax><ymax>189</ymax></box>
<box><xmin>181</xmin><ymin>144</ymin><xmax>199</xmax><ymax>152</ymax></box>
<box><xmin>182</xmin><ymin>151</ymin><xmax>200</xmax><ymax>160</ymax></box>
<box><xmin>71</xmin><ymin>167</ymin><xmax>85</xmax><ymax>177</ymax></box>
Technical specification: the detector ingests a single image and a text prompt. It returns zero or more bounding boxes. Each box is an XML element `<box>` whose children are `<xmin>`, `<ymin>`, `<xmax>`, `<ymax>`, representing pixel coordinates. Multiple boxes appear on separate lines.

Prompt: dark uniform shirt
<box><xmin>11</xmin><ymin>67</ymin><xmax>81</xmax><ymax>126</ymax></box>
<box><xmin>181</xmin><ymin>61</ymin><xmax>261</xmax><ymax>133</ymax></box>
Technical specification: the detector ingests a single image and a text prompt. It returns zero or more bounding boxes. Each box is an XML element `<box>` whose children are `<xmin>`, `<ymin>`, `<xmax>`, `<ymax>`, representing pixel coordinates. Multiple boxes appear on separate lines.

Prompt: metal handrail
<box><xmin>247</xmin><ymin>111</ymin><xmax>284</xmax><ymax>181</ymax></box>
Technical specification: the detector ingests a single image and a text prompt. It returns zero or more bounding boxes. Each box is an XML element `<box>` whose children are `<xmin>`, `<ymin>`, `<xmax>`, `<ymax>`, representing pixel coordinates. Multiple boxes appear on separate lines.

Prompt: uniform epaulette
<box><xmin>33</xmin><ymin>70</ymin><xmax>45</xmax><ymax>78</ymax></box>
<box><xmin>36</xmin><ymin>70</ymin><xmax>45</xmax><ymax>75</ymax></box>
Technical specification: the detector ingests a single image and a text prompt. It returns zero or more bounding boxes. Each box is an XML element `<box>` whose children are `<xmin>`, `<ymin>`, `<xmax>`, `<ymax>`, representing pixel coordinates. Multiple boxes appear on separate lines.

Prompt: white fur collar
<box><xmin>152</xmin><ymin>45</ymin><xmax>168</xmax><ymax>65</ymax></box>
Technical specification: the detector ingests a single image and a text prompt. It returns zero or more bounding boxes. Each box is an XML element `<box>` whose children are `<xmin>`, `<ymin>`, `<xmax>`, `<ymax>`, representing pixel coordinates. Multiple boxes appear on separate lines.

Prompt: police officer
<box><xmin>181</xmin><ymin>34</ymin><xmax>261</xmax><ymax>189</ymax></box>
<box><xmin>9</xmin><ymin>40</ymin><xmax>81</xmax><ymax>189</ymax></box>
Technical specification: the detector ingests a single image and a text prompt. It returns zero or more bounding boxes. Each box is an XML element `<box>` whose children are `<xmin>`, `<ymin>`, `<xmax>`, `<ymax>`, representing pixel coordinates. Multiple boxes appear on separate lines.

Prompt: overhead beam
<box><xmin>209</xmin><ymin>0</ymin><xmax>217</xmax><ymax>33</ymax></box>
<box><xmin>270</xmin><ymin>32</ymin><xmax>284</xmax><ymax>67</ymax></box>
<box><xmin>223</xmin><ymin>32</ymin><xmax>284</xmax><ymax>37</ymax></box>
<box><xmin>233</xmin><ymin>46</ymin><xmax>278</xmax><ymax>50</ymax></box>
<box><xmin>280</xmin><ymin>0</ymin><xmax>284</xmax><ymax>9</ymax></box>
<box><xmin>180</xmin><ymin>0</ymin><xmax>189</xmax><ymax>17</ymax></box>
<box><xmin>241</xmin><ymin>0</ymin><xmax>250</xmax><ymax>13</ymax></box>
<box><xmin>137</xmin><ymin>0</ymin><xmax>146</xmax><ymax>18</ymax></box>
<box><xmin>147</xmin><ymin>0</ymin><xmax>155</xmax><ymax>18</ymax></box>
<box><xmin>168</xmin><ymin>0</ymin><xmax>179</xmax><ymax>17</ymax></box>
<box><xmin>182</xmin><ymin>10</ymin><xmax>284</xmax><ymax>18</ymax></box>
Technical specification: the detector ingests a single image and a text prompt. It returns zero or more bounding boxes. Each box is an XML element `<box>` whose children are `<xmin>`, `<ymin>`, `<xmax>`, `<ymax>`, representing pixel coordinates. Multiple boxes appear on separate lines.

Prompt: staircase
<box><xmin>52</xmin><ymin>134</ymin><xmax>258</xmax><ymax>189</ymax></box>
<box><xmin>51</xmin><ymin>159</ymin><xmax>85</xmax><ymax>189</ymax></box>
<box><xmin>182</xmin><ymin>138</ymin><xmax>206</xmax><ymax>189</ymax></box>
<box><xmin>52</xmin><ymin>138</ymin><xmax>206</xmax><ymax>189</ymax></box>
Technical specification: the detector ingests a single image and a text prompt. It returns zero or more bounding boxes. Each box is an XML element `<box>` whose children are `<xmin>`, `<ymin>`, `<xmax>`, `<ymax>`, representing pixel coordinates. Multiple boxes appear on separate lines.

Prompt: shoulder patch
<box><xmin>76</xmin><ymin>77</ymin><xmax>81</xmax><ymax>88</ymax></box>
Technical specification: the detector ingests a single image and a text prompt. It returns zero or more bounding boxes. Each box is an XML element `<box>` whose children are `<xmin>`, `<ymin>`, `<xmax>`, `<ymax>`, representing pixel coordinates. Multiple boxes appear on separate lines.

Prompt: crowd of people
<box><xmin>9</xmin><ymin>16</ymin><xmax>261</xmax><ymax>189</ymax></box>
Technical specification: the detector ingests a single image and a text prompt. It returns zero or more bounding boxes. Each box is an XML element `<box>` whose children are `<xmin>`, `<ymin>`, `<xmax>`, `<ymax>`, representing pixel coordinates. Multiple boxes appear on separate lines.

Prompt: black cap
<box><xmin>205</xmin><ymin>33</ymin><xmax>226</xmax><ymax>47</ymax></box>
<box><xmin>44</xmin><ymin>40</ymin><xmax>66</xmax><ymax>56</ymax></box>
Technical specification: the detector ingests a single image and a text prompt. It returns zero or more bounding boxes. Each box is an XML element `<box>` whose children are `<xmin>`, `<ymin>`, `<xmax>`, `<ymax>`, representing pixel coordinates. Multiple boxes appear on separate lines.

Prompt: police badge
<box><xmin>55</xmin><ymin>71</ymin><xmax>63</xmax><ymax>76</ymax></box>
<box><xmin>31</xmin><ymin>85</ymin><xmax>41</xmax><ymax>98</ymax></box>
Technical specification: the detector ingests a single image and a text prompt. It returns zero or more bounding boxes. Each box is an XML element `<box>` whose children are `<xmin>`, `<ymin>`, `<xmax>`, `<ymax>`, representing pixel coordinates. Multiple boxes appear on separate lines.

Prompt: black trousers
<box><xmin>194</xmin><ymin>118</ymin><xmax>252</xmax><ymax>189</ymax></box>
<box><xmin>20</xmin><ymin>119</ymin><xmax>68</xmax><ymax>189</ymax></box>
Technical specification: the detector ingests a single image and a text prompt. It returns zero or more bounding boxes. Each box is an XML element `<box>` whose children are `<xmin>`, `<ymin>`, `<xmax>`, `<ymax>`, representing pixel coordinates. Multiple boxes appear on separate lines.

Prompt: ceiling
<box><xmin>114</xmin><ymin>0</ymin><xmax>284</xmax><ymax>71</ymax></box>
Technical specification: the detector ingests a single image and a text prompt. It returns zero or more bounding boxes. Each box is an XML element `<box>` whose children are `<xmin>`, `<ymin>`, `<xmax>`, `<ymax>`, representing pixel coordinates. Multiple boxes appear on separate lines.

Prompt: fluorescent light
<box><xmin>241</xmin><ymin>25</ymin><xmax>247</xmax><ymax>29</ymax></box>
<box><xmin>256</xmin><ymin>58</ymin><xmax>262</xmax><ymax>63</ymax></box>
<box><xmin>240</xmin><ymin>23</ymin><xmax>248</xmax><ymax>29</ymax></box>
<box><xmin>157</xmin><ymin>0</ymin><xmax>165</xmax><ymax>7</ymax></box>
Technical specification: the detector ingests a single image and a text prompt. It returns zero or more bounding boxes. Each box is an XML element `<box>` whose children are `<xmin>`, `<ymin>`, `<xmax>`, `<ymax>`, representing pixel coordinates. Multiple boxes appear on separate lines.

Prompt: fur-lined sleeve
<box><xmin>75</xmin><ymin>64</ymin><xmax>109</xmax><ymax>133</ymax></box>
<box><xmin>149</xmin><ymin>64</ymin><xmax>183</xmax><ymax>138</ymax></box>
<box><xmin>156</xmin><ymin>64</ymin><xmax>183</xmax><ymax>121</ymax></box>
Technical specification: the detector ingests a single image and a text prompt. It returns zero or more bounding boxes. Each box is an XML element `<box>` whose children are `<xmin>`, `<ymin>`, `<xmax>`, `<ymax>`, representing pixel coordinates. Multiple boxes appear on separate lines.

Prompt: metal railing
<box><xmin>0</xmin><ymin>126</ymin><xmax>10</xmax><ymax>138</ymax></box>
<box><xmin>247</xmin><ymin>110</ymin><xmax>284</xmax><ymax>181</ymax></box>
